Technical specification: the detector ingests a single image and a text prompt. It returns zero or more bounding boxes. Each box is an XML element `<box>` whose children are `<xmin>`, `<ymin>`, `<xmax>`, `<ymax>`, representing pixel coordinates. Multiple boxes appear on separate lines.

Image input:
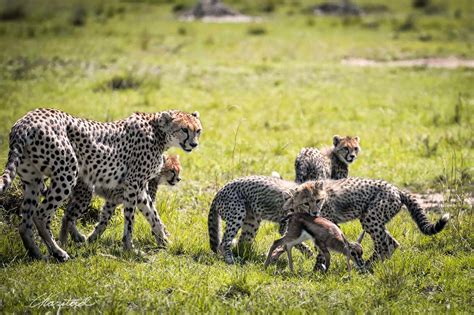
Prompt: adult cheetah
<box><xmin>283</xmin><ymin>177</ymin><xmax>450</xmax><ymax>269</ymax></box>
<box><xmin>295</xmin><ymin>135</ymin><xmax>360</xmax><ymax>183</ymax></box>
<box><xmin>59</xmin><ymin>154</ymin><xmax>182</xmax><ymax>246</ymax></box>
<box><xmin>0</xmin><ymin>108</ymin><xmax>202</xmax><ymax>261</ymax></box>
<box><xmin>208</xmin><ymin>176</ymin><xmax>325</xmax><ymax>264</ymax></box>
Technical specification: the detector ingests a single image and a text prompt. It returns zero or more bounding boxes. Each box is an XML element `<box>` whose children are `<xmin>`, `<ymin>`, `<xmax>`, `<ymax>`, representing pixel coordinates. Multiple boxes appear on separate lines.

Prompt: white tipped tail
<box><xmin>271</xmin><ymin>171</ymin><xmax>282</xmax><ymax>179</ymax></box>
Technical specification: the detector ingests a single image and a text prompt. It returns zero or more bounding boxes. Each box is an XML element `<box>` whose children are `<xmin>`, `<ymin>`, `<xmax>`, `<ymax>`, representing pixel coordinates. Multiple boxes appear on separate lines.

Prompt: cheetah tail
<box><xmin>400</xmin><ymin>191</ymin><xmax>450</xmax><ymax>236</ymax></box>
<box><xmin>208</xmin><ymin>199</ymin><xmax>221</xmax><ymax>253</ymax></box>
<box><xmin>0</xmin><ymin>132</ymin><xmax>24</xmax><ymax>194</ymax></box>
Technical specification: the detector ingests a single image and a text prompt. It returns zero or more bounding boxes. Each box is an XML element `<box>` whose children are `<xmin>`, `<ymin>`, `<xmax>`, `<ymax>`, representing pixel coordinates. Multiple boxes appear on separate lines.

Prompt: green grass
<box><xmin>0</xmin><ymin>0</ymin><xmax>473</xmax><ymax>312</ymax></box>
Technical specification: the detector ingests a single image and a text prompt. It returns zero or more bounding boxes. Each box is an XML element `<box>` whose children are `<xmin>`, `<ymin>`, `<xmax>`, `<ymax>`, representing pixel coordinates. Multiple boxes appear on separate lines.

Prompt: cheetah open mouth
<box><xmin>167</xmin><ymin>180</ymin><xmax>176</xmax><ymax>186</ymax></box>
<box><xmin>180</xmin><ymin>142</ymin><xmax>193</xmax><ymax>152</ymax></box>
<box><xmin>345</xmin><ymin>156</ymin><xmax>355</xmax><ymax>163</ymax></box>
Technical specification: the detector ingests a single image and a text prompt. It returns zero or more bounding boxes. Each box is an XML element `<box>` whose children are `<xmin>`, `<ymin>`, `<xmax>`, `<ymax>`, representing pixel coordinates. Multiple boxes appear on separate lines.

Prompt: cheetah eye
<box><xmin>181</xmin><ymin>128</ymin><xmax>188</xmax><ymax>133</ymax></box>
<box><xmin>355</xmin><ymin>147</ymin><xmax>359</xmax><ymax>152</ymax></box>
<box><xmin>196</xmin><ymin>129</ymin><xmax>202</xmax><ymax>134</ymax></box>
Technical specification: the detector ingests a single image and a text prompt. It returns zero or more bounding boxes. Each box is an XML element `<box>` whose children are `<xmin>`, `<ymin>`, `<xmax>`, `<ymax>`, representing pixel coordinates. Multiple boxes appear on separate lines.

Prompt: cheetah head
<box><xmin>349</xmin><ymin>241</ymin><xmax>365</xmax><ymax>271</ymax></box>
<box><xmin>333</xmin><ymin>135</ymin><xmax>361</xmax><ymax>164</ymax></box>
<box><xmin>160</xmin><ymin>154</ymin><xmax>182</xmax><ymax>186</ymax></box>
<box><xmin>283</xmin><ymin>181</ymin><xmax>326</xmax><ymax>216</ymax></box>
<box><xmin>158</xmin><ymin>110</ymin><xmax>202</xmax><ymax>153</ymax></box>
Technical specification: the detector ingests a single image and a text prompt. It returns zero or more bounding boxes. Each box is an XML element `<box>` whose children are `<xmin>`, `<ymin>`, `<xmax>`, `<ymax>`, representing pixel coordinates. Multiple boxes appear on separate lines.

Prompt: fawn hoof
<box><xmin>270</xmin><ymin>247</ymin><xmax>285</xmax><ymax>261</ymax></box>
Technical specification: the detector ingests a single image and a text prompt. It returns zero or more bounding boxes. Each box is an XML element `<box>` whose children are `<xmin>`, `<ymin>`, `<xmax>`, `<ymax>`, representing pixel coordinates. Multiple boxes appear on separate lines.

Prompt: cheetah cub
<box><xmin>264</xmin><ymin>212</ymin><xmax>365</xmax><ymax>275</ymax></box>
<box><xmin>295</xmin><ymin>135</ymin><xmax>360</xmax><ymax>183</ymax></box>
<box><xmin>283</xmin><ymin>178</ymin><xmax>450</xmax><ymax>269</ymax></box>
<box><xmin>59</xmin><ymin>154</ymin><xmax>182</xmax><ymax>245</ymax></box>
<box><xmin>208</xmin><ymin>176</ymin><xmax>325</xmax><ymax>264</ymax></box>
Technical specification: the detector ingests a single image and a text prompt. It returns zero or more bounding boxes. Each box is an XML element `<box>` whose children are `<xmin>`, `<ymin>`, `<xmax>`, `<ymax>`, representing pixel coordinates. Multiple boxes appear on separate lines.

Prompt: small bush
<box><xmin>172</xmin><ymin>3</ymin><xmax>189</xmax><ymax>13</ymax></box>
<box><xmin>97</xmin><ymin>73</ymin><xmax>142</xmax><ymax>91</ymax></box>
<box><xmin>0</xmin><ymin>0</ymin><xmax>26</xmax><ymax>21</ymax></box>
<box><xmin>247</xmin><ymin>26</ymin><xmax>267</xmax><ymax>36</ymax></box>
<box><xmin>70</xmin><ymin>5</ymin><xmax>87</xmax><ymax>27</ymax></box>
<box><xmin>177</xmin><ymin>26</ymin><xmax>187</xmax><ymax>36</ymax></box>
<box><xmin>397</xmin><ymin>15</ymin><xmax>416</xmax><ymax>32</ymax></box>
<box><xmin>259</xmin><ymin>1</ymin><xmax>276</xmax><ymax>13</ymax></box>
<box><xmin>412</xmin><ymin>0</ymin><xmax>430</xmax><ymax>9</ymax></box>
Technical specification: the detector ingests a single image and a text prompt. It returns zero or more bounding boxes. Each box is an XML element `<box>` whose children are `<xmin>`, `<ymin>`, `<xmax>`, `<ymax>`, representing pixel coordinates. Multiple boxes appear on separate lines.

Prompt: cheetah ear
<box><xmin>284</xmin><ymin>185</ymin><xmax>309</xmax><ymax>211</ymax></box>
<box><xmin>356</xmin><ymin>230</ymin><xmax>365</xmax><ymax>244</ymax></box>
<box><xmin>313</xmin><ymin>180</ymin><xmax>324</xmax><ymax>191</ymax></box>
<box><xmin>156</xmin><ymin>112</ymin><xmax>174</xmax><ymax>130</ymax></box>
<box><xmin>333</xmin><ymin>135</ymin><xmax>342</xmax><ymax>146</ymax></box>
<box><xmin>157</xmin><ymin>111</ymin><xmax>173</xmax><ymax>127</ymax></box>
<box><xmin>192</xmin><ymin>111</ymin><xmax>200</xmax><ymax>119</ymax></box>
<box><xmin>354</xmin><ymin>136</ymin><xmax>360</xmax><ymax>143</ymax></box>
<box><xmin>283</xmin><ymin>197</ymin><xmax>295</xmax><ymax>212</ymax></box>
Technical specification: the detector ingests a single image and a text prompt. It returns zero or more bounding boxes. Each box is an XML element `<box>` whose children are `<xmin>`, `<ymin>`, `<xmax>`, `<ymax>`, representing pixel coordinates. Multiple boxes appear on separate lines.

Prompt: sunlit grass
<box><xmin>0</xmin><ymin>0</ymin><xmax>473</xmax><ymax>313</ymax></box>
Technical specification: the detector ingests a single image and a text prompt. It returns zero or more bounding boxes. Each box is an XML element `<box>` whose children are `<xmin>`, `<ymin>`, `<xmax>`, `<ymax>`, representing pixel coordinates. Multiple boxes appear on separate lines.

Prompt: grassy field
<box><xmin>0</xmin><ymin>0</ymin><xmax>473</xmax><ymax>313</ymax></box>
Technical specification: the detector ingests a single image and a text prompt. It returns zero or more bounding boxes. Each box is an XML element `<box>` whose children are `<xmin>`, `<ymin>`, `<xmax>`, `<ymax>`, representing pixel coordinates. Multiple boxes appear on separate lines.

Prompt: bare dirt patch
<box><xmin>180</xmin><ymin>0</ymin><xmax>257</xmax><ymax>23</ymax></box>
<box><xmin>342</xmin><ymin>57</ymin><xmax>474</xmax><ymax>69</ymax></box>
<box><xmin>181</xmin><ymin>15</ymin><xmax>257</xmax><ymax>23</ymax></box>
<box><xmin>413</xmin><ymin>191</ymin><xmax>473</xmax><ymax>211</ymax></box>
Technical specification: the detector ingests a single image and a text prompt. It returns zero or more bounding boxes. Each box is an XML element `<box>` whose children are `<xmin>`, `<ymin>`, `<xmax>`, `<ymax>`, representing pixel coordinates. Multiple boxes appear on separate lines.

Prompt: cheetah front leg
<box><xmin>122</xmin><ymin>186</ymin><xmax>138</xmax><ymax>251</ymax></box>
<box><xmin>137</xmin><ymin>190</ymin><xmax>169</xmax><ymax>248</ymax></box>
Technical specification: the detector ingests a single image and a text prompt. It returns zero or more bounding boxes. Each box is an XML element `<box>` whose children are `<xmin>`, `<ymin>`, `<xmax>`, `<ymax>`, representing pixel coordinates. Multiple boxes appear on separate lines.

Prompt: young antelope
<box><xmin>264</xmin><ymin>212</ymin><xmax>365</xmax><ymax>275</ymax></box>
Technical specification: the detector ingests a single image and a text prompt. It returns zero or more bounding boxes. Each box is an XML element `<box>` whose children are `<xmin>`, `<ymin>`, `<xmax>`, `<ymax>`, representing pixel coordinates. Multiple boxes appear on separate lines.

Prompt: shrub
<box><xmin>247</xmin><ymin>26</ymin><xmax>267</xmax><ymax>36</ymax></box>
<box><xmin>96</xmin><ymin>73</ymin><xmax>143</xmax><ymax>91</ymax></box>
<box><xmin>397</xmin><ymin>14</ymin><xmax>416</xmax><ymax>32</ymax></box>
<box><xmin>0</xmin><ymin>0</ymin><xmax>26</xmax><ymax>21</ymax></box>
<box><xmin>70</xmin><ymin>5</ymin><xmax>87</xmax><ymax>27</ymax></box>
<box><xmin>412</xmin><ymin>0</ymin><xmax>430</xmax><ymax>9</ymax></box>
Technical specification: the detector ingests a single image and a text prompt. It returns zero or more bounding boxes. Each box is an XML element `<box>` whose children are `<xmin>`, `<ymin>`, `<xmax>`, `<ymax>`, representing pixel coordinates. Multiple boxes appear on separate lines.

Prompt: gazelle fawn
<box><xmin>264</xmin><ymin>212</ymin><xmax>365</xmax><ymax>275</ymax></box>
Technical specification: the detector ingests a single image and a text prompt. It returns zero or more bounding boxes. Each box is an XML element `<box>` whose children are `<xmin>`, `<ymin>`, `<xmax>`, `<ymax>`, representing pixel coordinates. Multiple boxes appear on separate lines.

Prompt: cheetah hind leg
<box><xmin>137</xmin><ymin>192</ymin><xmax>169</xmax><ymax>248</ymax></box>
<box><xmin>18</xmin><ymin>178</ymin><xmax>44</xmax><ymax>260</ymax></box>
<box><xmin>34</xmin><ymin>176</ymin><xmax>75</xmax><ymax>262</ymax></box>
<box><xmin>221</xmin><ymin>208</ymin><xmax>245</xmax><ymax>264</ymax></box>
<box><xmin>88</xmin><ymin>201</ymin><xmax>118</xmax><ymax>242</ymax></box>
<box><xmin>360</xmin><ymin>200</ymin><xmax>401</xmax><ymax>270</ymax></box>
<box><xmin>59</xmin><ymin>180</ymin><xmax>92</xmax><ymax>246</ymax></box>
<box><xmin>237</xmin><ymin>215</ymin><xmax>261</xmax><ymax>261</ymax></box>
